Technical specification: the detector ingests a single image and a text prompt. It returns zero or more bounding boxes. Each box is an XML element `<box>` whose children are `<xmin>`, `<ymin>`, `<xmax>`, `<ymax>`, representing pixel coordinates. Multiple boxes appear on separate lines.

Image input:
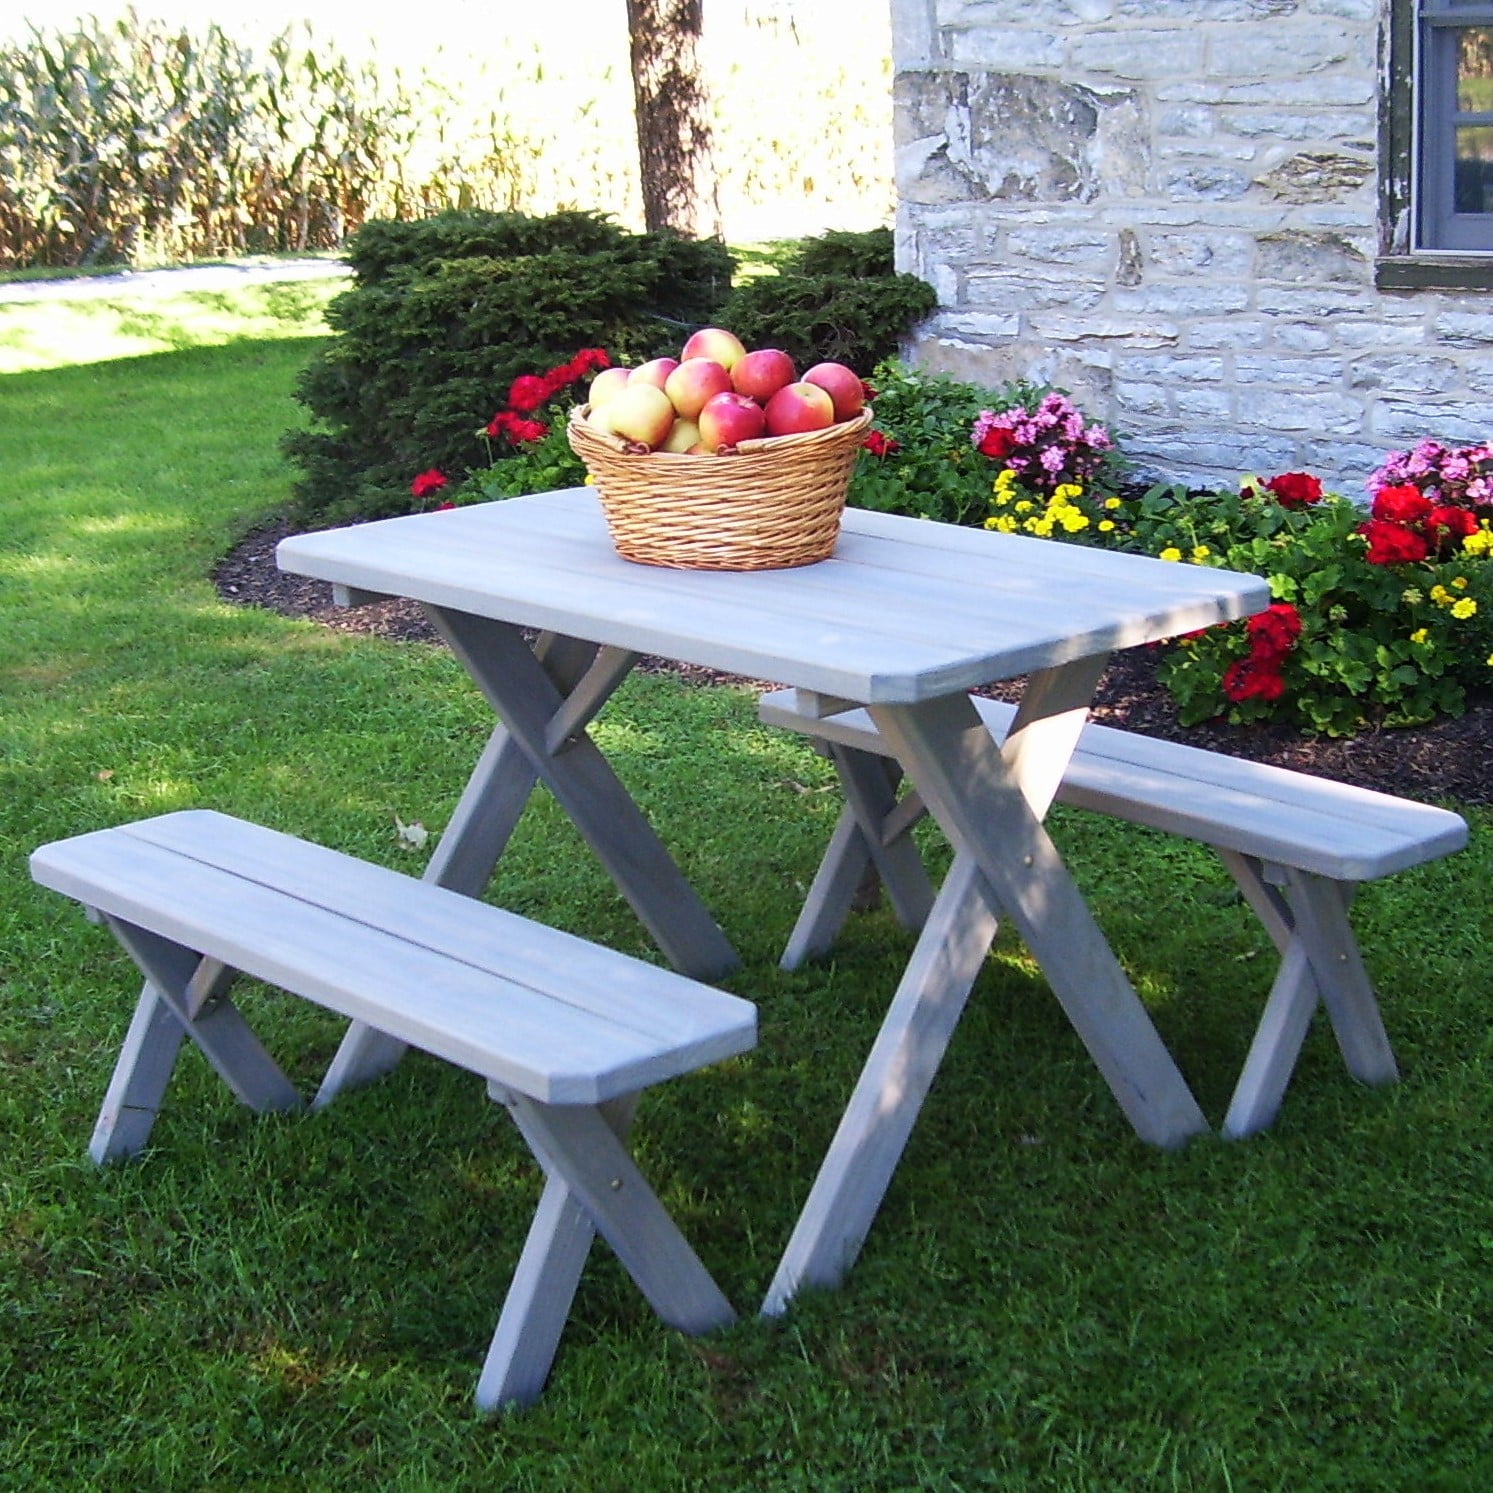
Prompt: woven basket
<box><xmin>567</xmin><ymin>405</ymin><xmax>873</xmax><ymax>571</ymax></box>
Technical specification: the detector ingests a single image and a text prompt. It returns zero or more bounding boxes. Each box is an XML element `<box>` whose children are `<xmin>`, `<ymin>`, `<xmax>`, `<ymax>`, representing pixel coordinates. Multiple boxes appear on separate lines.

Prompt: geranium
<box><xmin>1371</xmin><ymin>484</ymin><xmax>1433</xmax><ymax>524</ymax></box>
<box><xmin>863</xmin><ymin>429</ymin><xmax>900</xmax><ymax>458</ymax></box>
<box><xmin>970</xmin><ymin>392</ymin><xmax>1115</xmax><ymax>498</ymax></box>
<box><xmin>1246</xmin><ymin>601</ymin><xmax>1303</xmax><ymax>659</ymax></box>
<box><xmin>1222</xmin><ymin>657</ymin><xmax>1287</xmax><ymax>702</ymax></box>
<box><xmin>1362</xmin><ymin>440</ymin><xmax>1493</xmax><ymax>563</ymax></box>
<box><xmin>482</xmin><ymin>349</ymin><xmax>612</xmax><ymax>451</ymax></box>
<box><xmin>1360</xmin><ymin>518</ymin><xmax>1431</xmax><ymax>565</ymax></box>
<box><xmin>486</xmin><ymin>411</ymin><xmax>549</xmax><ymax>444</ymax></box>
<box><xmin>410</xmin><ymin>468</ymin><xmax>448</xmax><ymax>500</ymax></box>
<box><xmin>1263</xmin><ymin>472</ymin><xmax>1323</xmax><ymax>509</ymax></box>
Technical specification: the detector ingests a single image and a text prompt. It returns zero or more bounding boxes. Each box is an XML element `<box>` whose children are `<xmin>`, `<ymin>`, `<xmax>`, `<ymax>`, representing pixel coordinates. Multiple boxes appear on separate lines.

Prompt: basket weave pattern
<box><xmin>568</xmin><ymin>406</ymin><xmax>873</xmax><ymax>571</ymax></box>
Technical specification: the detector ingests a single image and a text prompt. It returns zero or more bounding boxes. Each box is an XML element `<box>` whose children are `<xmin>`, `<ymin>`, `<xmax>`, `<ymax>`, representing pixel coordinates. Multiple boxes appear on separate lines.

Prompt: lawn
<box><xmin>2</xmin><ymin>276</ymin><xmax>1492</xmax><ymax>1490</ymax></box>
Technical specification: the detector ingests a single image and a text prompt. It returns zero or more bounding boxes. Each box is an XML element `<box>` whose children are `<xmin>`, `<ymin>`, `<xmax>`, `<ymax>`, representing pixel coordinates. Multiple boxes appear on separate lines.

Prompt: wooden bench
<box><xmin>758</xmin><ymin>687</ymin><xmax>1468</xmax><ymax>1138</ymax></box>
<box><xmin>29</xmin><ymin>808</ymin><xmax>757</xmax><ymax>1410</ymax></box>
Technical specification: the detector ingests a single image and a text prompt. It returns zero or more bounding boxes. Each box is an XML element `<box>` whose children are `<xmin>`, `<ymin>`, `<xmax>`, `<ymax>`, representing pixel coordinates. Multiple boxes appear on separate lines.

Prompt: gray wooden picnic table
<box><xmin>277</xmin><ymin>486</ymin><xmax>1270</xmax><ymax>1314</ymax></box>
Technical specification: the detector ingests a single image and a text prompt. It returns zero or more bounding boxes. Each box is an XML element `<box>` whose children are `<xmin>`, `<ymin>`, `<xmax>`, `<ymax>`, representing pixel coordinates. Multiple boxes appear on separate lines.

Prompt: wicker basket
<box><xmin>567</xmin><ymin>404</ymin><xmax>873</xmax><ymax>571</ymax></box>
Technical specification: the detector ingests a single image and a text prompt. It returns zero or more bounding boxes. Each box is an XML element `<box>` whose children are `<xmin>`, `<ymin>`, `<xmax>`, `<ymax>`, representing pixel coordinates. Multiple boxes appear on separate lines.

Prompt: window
<box><xmin>1418</xmin><ymin>2</ymin><xmax>1493</xmax><ymax>250</ymax></box>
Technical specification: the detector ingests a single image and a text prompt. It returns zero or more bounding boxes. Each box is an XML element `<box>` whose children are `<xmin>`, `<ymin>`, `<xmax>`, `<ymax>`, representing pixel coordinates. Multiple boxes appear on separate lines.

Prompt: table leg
<box><xmin>871</xmin><ymin>677</ymin><xmax>1207</xmax><ymax>1150</ymax></box>
<box><xmin>430</xmin><ymin>610</ymin><xmax>737</xmax><ymax>980</ymax></box>
<box><xmin>764</xmin><ymin>658</ymin><xmax>1207</xmax><ymax>1313</ymax></box>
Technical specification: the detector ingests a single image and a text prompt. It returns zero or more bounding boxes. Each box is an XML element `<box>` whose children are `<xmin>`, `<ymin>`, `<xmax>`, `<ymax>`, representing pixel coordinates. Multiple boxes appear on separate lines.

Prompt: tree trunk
<box><xmin>624</xmin><ymin>0</ymin><xmax>722</xmax><ymax>239</ymax></box>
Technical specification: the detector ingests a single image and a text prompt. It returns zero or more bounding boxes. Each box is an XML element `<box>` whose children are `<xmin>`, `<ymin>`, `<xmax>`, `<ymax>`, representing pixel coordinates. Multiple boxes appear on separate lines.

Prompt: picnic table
<box><xmin>276</xmin><ymin>487</ymin><xmax>1270</xmax><ymax>1312</ymax></box>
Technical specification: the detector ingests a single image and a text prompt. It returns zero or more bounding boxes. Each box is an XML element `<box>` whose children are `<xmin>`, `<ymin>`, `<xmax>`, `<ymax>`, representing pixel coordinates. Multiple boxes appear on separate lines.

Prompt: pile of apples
<box><xmin>584</xmin><ymin>327</ymin><xmax>866</xmax><ymax>454</ymax></box>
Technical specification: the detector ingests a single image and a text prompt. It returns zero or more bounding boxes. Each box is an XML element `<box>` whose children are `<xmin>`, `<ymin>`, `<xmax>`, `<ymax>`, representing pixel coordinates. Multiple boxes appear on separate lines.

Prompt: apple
<box><xmin>631</xmin><ymin>356</ymin><xmax>679</xmax><ymax>390</ymax></box>
<box><xmin>660</xmin><ymin>417</ymin><xmax>701</xmax><ymax>453</ymax></box>
<box><xmin>697</xmin><ymin>390</ymin><xmax>767</xmax><ymax>450</ymax></box>
<box><xmin>731</xmin><ymin>347</ymin><xmax>797</xmax><ymax>403</ymax></box>
<box><xmin>587</xmin><ymin>365</ymin><xmax>632</xmax><ymax>408</ymax></box>
<box><xmin>764</xmin><ymin>381</ymin><xmax>835</xmax><ymax>436</ymax></box>
<box><xmin>663</xmin><ymin>358</ymin><xmax>733</xmax><ymax>420</ymax></box>
<box><xmin>680</xmin><ymin>326</ymin><xmax>746</xmax><ymax>371</ymax></box>
<box><xmin>802</xmin><ymin>361</ymin><xmax>865</xmax><ymax>421</ymax></box>
<box><xmin>606</xmin><ymin>382</ymin><xmax>676</xmax><ymax>448</ymax></box>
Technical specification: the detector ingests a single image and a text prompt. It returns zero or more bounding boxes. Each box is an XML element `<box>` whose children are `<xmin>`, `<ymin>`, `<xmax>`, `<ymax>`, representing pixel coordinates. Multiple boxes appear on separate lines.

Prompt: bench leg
<box><xmin>781</xmin><ymin>749</ymin><xmax>936</xmax><ymax>971</ymax></box>
<box><xmin>1219</xmin><ymin>854</ymin><xmax>1397</xmax><ymax>1139</ymax></box>
<box><xmin>93</xmin><ymin>918</ymin><xmax>301</xmax><ymax>1162</ymax></box>
<box><xmin>479</xmin><ymin>1088</ymin><xmax>736</xmax><ymax>1410</ymax></box>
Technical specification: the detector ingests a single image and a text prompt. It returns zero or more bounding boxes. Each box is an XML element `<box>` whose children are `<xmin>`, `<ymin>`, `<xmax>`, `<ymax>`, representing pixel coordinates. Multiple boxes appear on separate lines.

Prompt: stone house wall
<box><xmin>891</xmin><ymin>0</ymin><xmax>1493</xmax><ymax>495</ymax></box>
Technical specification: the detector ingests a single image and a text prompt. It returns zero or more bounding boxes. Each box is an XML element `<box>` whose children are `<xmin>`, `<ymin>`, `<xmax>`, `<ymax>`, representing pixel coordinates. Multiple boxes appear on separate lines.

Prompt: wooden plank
<box><xmin>32</xmin><ymin>817</ymin><xmax>756</xmax><ymax>1104</ymax></box>
<box><xmin>278</xmin><ymin>490</ymin><xmax>1268</xmax><ymax>705</ymax></box>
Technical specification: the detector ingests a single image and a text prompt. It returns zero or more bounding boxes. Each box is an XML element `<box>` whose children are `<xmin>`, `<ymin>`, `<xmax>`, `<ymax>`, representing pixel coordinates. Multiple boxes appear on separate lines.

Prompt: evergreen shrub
<box><xmin>718</xmin><ymin>227</ymin><xmax>936</xmax><ymax>372</ymax></box>
<box><xmin>281</xmin><ymin>209</ymin><xmax>734</xmax><ymax>522</ymax></box>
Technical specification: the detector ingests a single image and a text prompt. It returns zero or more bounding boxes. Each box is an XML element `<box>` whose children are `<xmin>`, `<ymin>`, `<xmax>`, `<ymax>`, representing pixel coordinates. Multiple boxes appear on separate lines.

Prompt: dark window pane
<box><xmin>1458</xmin><ymin>27</ymin><xmax>1493</xmax><ymax>112</ymax></box>
<box><xmin>1454</xmin><ymin>124</ymin><xmax>1493</xmax><ymax>209</ymax></box>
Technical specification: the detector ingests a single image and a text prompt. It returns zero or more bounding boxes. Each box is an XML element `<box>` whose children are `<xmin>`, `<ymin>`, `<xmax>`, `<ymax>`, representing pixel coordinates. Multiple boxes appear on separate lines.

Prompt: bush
<box><xmin>716</xmin><ymin>228</ymin><xmax>936</xmax><ymax>372</ymax></box>
<box><xmin>281</xmin><ymin>210</ymin><xmax>734</xmax><ymax>522</ymax></box>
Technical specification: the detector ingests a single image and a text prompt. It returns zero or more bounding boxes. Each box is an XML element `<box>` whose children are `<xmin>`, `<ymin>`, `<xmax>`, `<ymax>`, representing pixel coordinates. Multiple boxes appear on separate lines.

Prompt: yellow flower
<box><xmin>1053</xmin><ymin>483</ymin><xmax>1083</xmax><ymax>503</ymax></box>
<box><xmin>1401</xmin><ymin>587</ymin><xmax>1423</xmax><ymax>605</ymax></box>
<box><xmin>1191</xmin><ymin>545</ymin><xmax>1211</xmax><ymax>562</ymax></box>
<box><xmin>1061</xmin><ymin>511</ymin><xmax>1090</xmax><ymax>532</ymax></box>
<box><xmin>1098</xmin><ymin>519</ymin><xmax>1115</xmax><ymax>532</ymax></box>
<box><xmin>1453</xmin><ymin>575</ymin><xmax>1468</xmax><ymax>589</ymax></box>
<box><xmin>1015</xmin><ymin>500</ymin><xmax>1034</xmax><ymax>514</ymax></box>
<box><xmin>1430</xmin><ymin>585</ymin><xmax>1452</xmax><ymax>606</ymax></box>
<box><xmin>1486</xmin><ymin>652</ymin><xmax>1493</xmax><ymax>667</ymax></box>
<box><xmin>1452</xmin><ymin>597</ymin><xmax>1477</xmax><ymax>620</ymax></box>
<box><xmin>1410</xmin><ymin>628</ymin><xmax>1430</xmax><ymax>645</ymax></box>
<box><xmin>1159</xmin><ymin>547</ymin><xmax>1183</xmax><ymax>562</ymax></box>
<box><xmin>1104</xmin><ymin>496</ymin><xmax>1122</xmax><ymax>510</ymax></box>
<box><xmin>995</xmin><ymin>467</ymin><xmax>1018</xmax><ymax>489</ymax></box>
<box><xmin>1464</xmin><ymin>526</ymin><xmax>1493</xmax><ymax>556</ymax></box>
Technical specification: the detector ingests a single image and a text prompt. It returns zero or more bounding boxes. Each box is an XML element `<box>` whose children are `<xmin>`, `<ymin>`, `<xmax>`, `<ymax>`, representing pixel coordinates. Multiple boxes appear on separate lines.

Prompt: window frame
<box><xmin>1417</xmin><ymin>1</ymin><xmax>1493</xmax><ymax>252</ymax></box>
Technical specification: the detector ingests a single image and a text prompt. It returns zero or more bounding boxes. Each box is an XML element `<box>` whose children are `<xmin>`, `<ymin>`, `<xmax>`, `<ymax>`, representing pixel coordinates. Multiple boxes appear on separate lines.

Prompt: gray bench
<box><xmin>759</xmin><ymin>687</ymin><xmax>1468</xmax><ymax>1138</ymax></box>
<box><xmin>30</xmin><ymin>808</ymin><xmax>756</xmax><ymax>1410</ymax></box>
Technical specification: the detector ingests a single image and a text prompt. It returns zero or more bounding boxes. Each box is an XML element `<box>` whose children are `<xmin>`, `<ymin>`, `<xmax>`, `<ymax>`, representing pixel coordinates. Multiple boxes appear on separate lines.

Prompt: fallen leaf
<box><xmin>394</xmin><ymin>816</ymin><xmax>429</xmax><ymax>850</ymax></box>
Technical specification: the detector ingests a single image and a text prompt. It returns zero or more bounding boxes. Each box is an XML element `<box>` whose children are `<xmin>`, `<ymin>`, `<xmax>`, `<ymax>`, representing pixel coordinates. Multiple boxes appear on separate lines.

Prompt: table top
<box><xmin>277</xmin><ymin>488</ymin><xmax>1271</xmax><ymax>704</ymax></box>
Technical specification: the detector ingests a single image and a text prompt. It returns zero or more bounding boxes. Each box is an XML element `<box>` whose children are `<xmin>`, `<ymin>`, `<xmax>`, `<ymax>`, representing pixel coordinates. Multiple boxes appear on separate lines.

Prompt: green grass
<box><xmin>3</xmin><ymin>280</ymin><xmax>1493</xmax><ymax>1490</ymax></box>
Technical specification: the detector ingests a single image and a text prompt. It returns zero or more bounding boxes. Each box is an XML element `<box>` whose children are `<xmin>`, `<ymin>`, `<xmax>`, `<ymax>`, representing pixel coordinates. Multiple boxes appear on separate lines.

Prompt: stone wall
<box><xmin>891</xmin><ymin>0</ymin><xmax>1493</xmax><ymax>495</ymax></box>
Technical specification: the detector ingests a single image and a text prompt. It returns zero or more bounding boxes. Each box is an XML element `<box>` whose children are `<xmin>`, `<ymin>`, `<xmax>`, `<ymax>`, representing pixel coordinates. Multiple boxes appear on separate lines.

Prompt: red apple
<box><xmin>802</xmin><ymin>361</ymin><xmax>865</xmax><ymax>421</ymax></box>
<box><xmin>660</xmin><ymin>417</ymin><xmax>701</xmax><ymax>453</ymax></box>
<box><xmin>764</xmin><ymin>381</ymin><xmax>835</xmax><ymax>436</ymax></box>
<box><xmin>606</xmin><ymin>382</ymin><xmax>676</xmax><ymax>448</ymax></box>
<box><xmin>731</xmin><ymin>347</ymin><xmax>797</xmax><ymax>403</ymax></box>
<box><xmin>697</xmin><ymin>390</ymin><xmax>767</xmax><ymax>450</ymax></box>
<box><xmin>680</xmin><ymin>326</ymin><xmax>746</xmax><ymax>371</ymax></box>
<box><xmin>631</xmin><ymin>357</ymin><xmax>680</xmax><ymax>390</ymax></box>
<box><xmin>663</xmin><ymin>358</ymin><xmax>733</xmax><ymax>420</ymax></box>
<box><xmin>587</xmin><ymin>365</ymin><xmax>632</xmax><ymax>408</ymax></box>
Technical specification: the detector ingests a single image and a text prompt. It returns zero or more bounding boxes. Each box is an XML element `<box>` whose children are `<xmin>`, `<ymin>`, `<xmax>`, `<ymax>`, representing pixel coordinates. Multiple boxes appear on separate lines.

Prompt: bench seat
<box><xmin>759</xmin><ymin>687</ymin><xmax>1468</xmax><ymax>1137</ymax></box>
<box><xmin>31</xmin><ymin>808</ymin><xmax>756</xmax><ymax>1409</ymax></box>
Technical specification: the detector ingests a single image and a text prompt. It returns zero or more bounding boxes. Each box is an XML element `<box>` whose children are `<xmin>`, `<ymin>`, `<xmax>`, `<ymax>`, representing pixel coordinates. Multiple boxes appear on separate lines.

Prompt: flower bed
<box><xmin>408</xmin><ymin>352</ymin><xmax>1493</xmax><ymax>738</ymax></box>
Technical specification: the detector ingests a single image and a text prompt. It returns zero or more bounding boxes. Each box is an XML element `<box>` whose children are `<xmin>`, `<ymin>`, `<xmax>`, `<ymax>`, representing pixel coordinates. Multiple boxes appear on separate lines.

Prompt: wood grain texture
<box><xmin>31</xmin><ymin>810</ymin><xmax>757</xmax><ymax>1105</ymax></box>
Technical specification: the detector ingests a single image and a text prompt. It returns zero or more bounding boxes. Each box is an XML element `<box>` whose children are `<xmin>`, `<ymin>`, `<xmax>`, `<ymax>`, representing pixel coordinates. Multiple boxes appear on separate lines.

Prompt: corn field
<box><xmin>0</xmin><ymin>4</ymin><xmax>893</xmax><ymax>271</ymax></box>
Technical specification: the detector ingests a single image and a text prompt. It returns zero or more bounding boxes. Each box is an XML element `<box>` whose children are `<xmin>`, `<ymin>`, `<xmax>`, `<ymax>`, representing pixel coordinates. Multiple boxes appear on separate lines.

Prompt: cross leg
<box><xmin>480</xmin><ymin>1088</ymin><xmax>735</xmax><ymax>1409</ymax></box>
<box><xmin>780</xmin><ymin>747</ymin><xmax>936</xmax><ymax>971</ymax></box>
<box><xmin>92</xmin><ymin>918</ymin><xmax>300</xmax><ymax>1162</ymax></box>
<box><xmin>430</xmin><ymin>610</ymin><xmax>737</xmax><ymax>980</ymax></box>
<box><xmin>763</xmin><ymin>850</ymin><xmax>1000</xmax><ymax>1313</ymax></box>
<box><xmin>1219</xmin><ymin>853</ymin><xmax>1396</xmax><ymax>1139</ymax></box>
<box><xmin>870</xmin><ymin>670</ymin><xmax>1208</xmax><ymax>1150</ymax></box>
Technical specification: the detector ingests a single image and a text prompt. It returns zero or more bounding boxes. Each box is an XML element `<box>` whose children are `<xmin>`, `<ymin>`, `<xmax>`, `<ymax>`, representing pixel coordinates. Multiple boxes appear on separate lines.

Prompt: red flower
<box><xmin>410</xmin><ymin>468</ymin><xmax>448</xmax><ymax>499</ymax></box>
<box><xmin>1371</xmin><ymin>484</ymin><xmax>1433</xmax><ymax>524</ymax></box>
<box><xmin>863</xmin><ymin>429</ymin><xmax>900</xmax><ymax>458</ymax></box>
<box><xmin>1359</xmin><ymin>518</ymin><xmax>1431</xmax><ymax>565</ymax></box>
<box><xmin>435</xmin><ymin>500</ymin><xmax>456</xmax><ymax>511</ymax></box>
<box><xmin>1246</xmin><ymin>602</ymin><xmax>1303</xmax><ymax>660</ymax></box>
<box><xmin>1427</xmin><ymin>504</ymin><xmax>1478</xmax><ymax>540</ymax></box>
<box><xmin>486</xmin><ymin>411</ymin><xmax>550</xmax><ymax>443</ymax></box>
<box><xmin>1222</xmin><ymin>657</ymin><xmax>1286</xmax><ymax>702</ymax></box>
<box><xmin>506</xmin><ymin>374</ymin><xmax>552</xmax><ymax>413</ymax></box>
<box><xmin>1263</xmin><ymin>472</ymin><xmax>1323</xmax><ymax>508</ymax></box>
<box><xmin>977</xmin><ymin>425</ymin><xmax>1017</xmax><ymax>460</ymax></box>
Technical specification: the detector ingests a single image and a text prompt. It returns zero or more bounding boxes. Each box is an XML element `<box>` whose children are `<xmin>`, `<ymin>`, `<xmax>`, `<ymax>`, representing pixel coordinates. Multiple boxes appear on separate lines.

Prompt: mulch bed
<box><xmin>214</xmin><ymin>517</ymin><xmax>1493</xmax><ymax>808</ymax></box>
